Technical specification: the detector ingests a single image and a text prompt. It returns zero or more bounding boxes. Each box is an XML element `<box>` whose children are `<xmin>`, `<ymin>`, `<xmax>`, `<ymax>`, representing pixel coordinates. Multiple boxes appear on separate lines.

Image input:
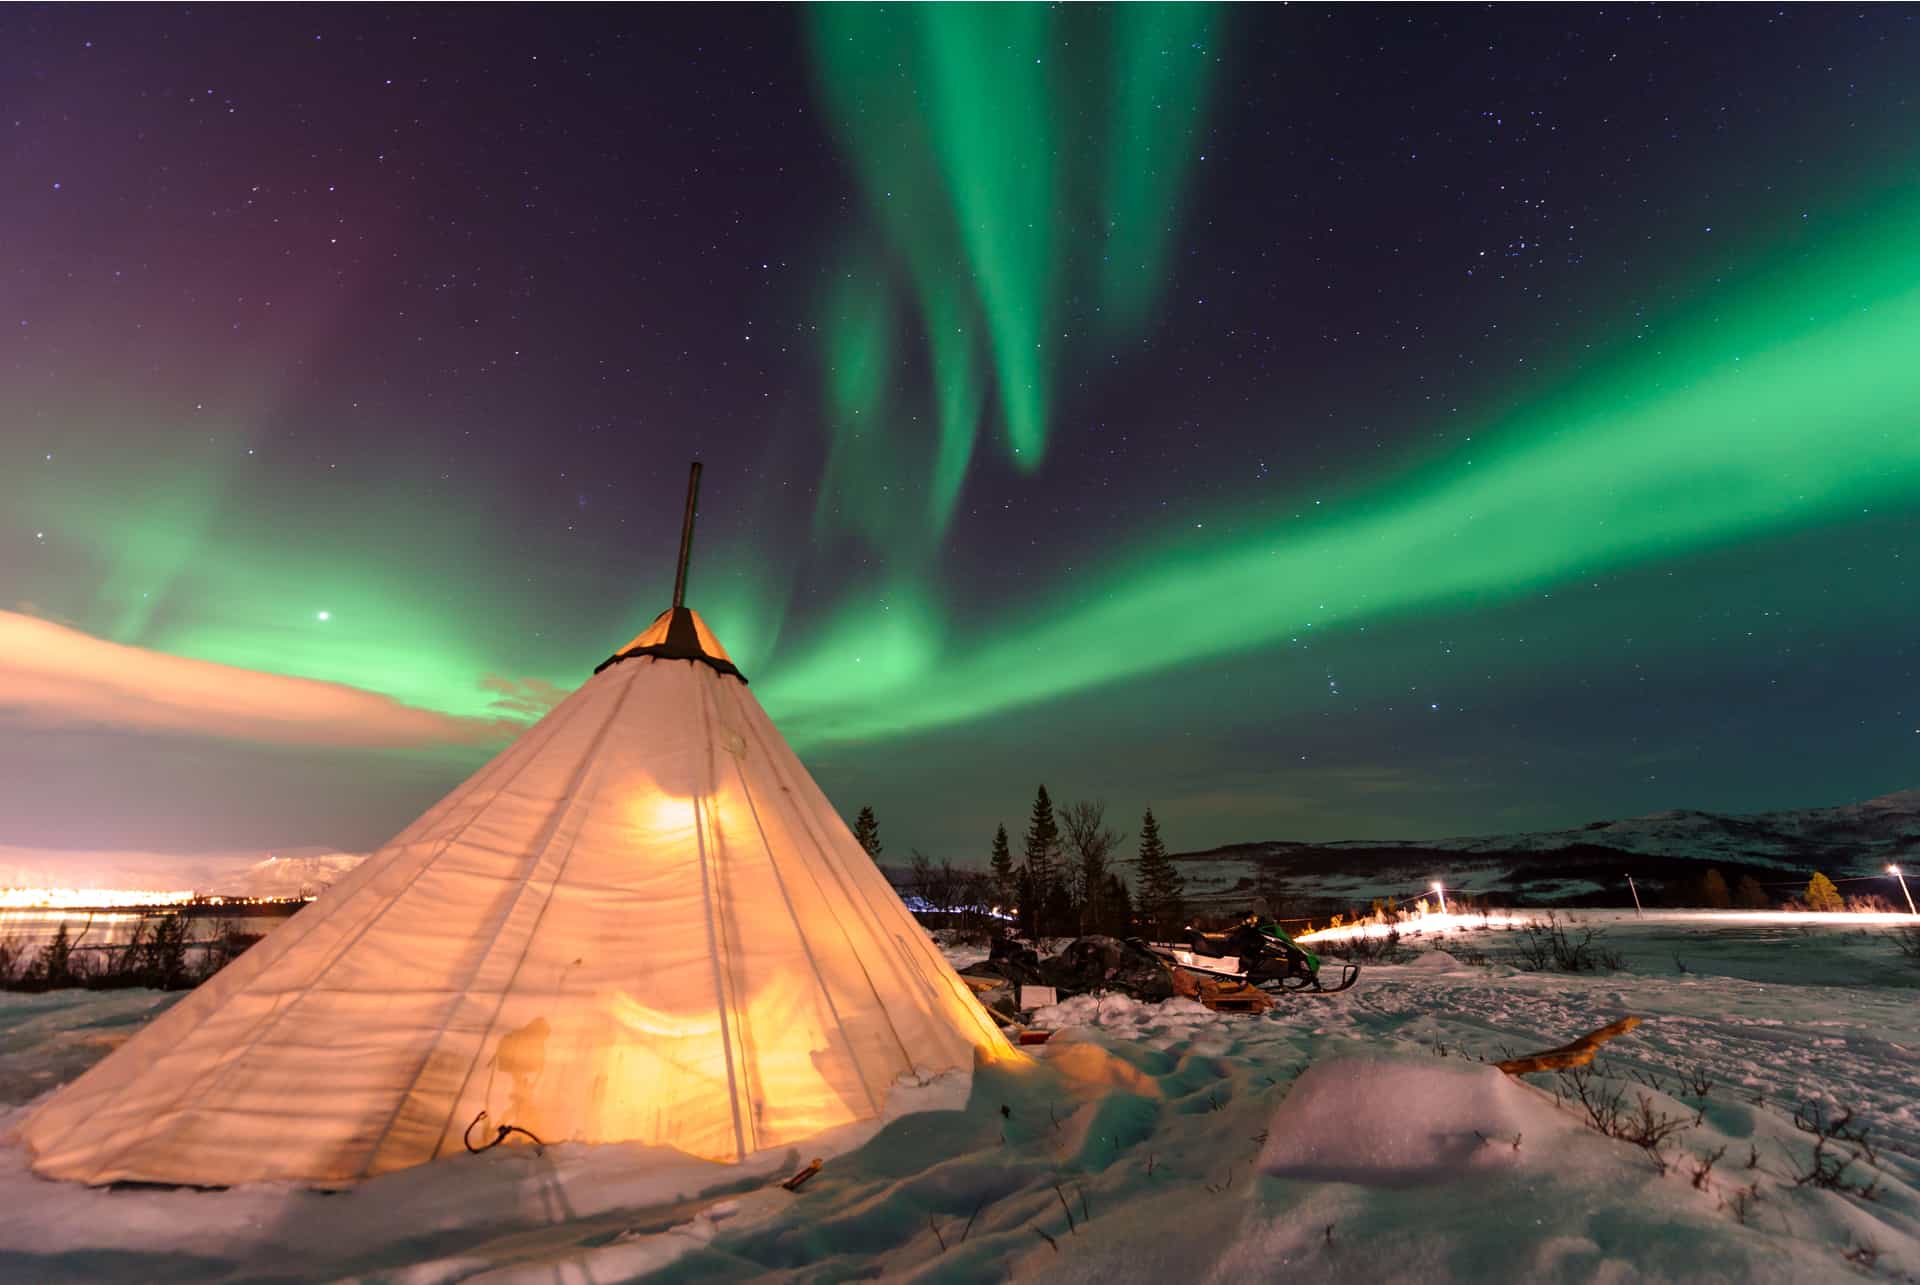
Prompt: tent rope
<box><xmin>462</xmin><ymin>1110</ymin><xmax>546</xmax><ymax>1154</ymax></box>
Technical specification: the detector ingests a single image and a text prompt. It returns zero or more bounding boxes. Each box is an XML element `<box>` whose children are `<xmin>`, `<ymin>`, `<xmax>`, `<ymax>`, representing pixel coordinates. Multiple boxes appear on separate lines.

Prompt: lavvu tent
<box><xmin>20</xmin><ymin>467</ymin><xmax>1013</xmax><ymax>1186</ymax></box>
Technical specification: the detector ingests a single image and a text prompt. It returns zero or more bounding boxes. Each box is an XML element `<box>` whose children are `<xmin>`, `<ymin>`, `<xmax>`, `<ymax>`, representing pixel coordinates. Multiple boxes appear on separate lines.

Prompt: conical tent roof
<box><xmin>21</xmin><ymin>607</ymin><xmax>1013</xmax><ymax>1187</ymax></box>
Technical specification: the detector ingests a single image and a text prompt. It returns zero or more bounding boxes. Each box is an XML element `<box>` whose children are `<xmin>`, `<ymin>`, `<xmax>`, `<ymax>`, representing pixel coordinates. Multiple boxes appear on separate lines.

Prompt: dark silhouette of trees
<box><xmin>1023</xmin><ymin>786</ymin><xmax>1063</xmax><ymax>936</ymax></box>
<box><xmin>1135</xmin><ymin>808</ymin><xmax>1185</xmax><ymax>936</ymax></box>
<box><xmin>852</xmin><ymin>805</ymin><xmax>883</xmax><ymax>861</ymax></box>
<box><xmin>989</xmin><ymin>824</ymin><xmax>1015</xmax><ymax>911</ymax></box>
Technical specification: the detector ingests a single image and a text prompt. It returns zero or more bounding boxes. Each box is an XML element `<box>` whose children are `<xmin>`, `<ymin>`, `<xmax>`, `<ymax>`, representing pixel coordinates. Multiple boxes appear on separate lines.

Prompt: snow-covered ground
<box><xmin>1</xmin><ymin>911</ymin><xmax>1916</xmax><ymax>1282</ymax></box>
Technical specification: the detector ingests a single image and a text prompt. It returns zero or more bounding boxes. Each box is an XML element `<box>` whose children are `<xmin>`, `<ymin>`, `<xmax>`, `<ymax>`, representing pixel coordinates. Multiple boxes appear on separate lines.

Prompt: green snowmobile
<box><xmin>1154</xmin><ymin>914</ymin><xmax>1361</xmax><ymax>994</ymax></box>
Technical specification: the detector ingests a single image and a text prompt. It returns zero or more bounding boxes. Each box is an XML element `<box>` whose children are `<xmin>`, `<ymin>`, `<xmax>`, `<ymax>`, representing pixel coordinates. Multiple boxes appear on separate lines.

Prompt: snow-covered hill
<box><xmin>1403</xmin><ymin>787</ymin><xmax>1920</xmax><ymax>865</ymax></box>
<box><xmin>1196</xmin><ymin>787</ymin><xmax>1920</xmax><ymax>867</ymax></box>
<box><xmin>1175</xmin><ymin>787</ymin><xmax>1920</xmax><ymax>911</ymax></box>
<box><xmin>203</xmin><ymin>852</ymin><xmax>365</xmax><ymax>900</ymax></box>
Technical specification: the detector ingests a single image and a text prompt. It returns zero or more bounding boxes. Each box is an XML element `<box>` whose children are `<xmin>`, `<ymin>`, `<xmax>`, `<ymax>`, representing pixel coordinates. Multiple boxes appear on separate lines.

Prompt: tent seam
<box><xmin>719</xmin><ymin>688</ymin><xmax>885</xmax><ymax>1121</ymax></box>
<box><xmin>692</xmin><ymin>669</ymin><xmax>751</xmax><ymax>1159</ymax></box>
<box><xmin>739</xmin><ymin>698</ymin><xmax>1009</xmax><ymax>1051</ymax></box>
<box><xmin>728</xmin><ymin>685</ymin><xmax>923</xmax><ymax>1069</ymax></box>
<box><xmin>413</xmin><ymin>669</ymin><xmax>647</xmax><ymax>1164</ymax></box>
<box><xmin>77</xmin><ymin>692</ymin><xmax>591</xmax><ymax>1180</ymax></box>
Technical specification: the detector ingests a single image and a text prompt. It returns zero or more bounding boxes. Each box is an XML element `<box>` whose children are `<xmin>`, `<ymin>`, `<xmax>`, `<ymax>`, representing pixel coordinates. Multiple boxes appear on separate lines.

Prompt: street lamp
<box><xmin>1890</xmin><ymin>865</ymin><xmax>1918</xmax><ymax>917</ymax></box>
<box><xmin>1431</xmin><ymin>881</ymin><xmax>1450</xmax><ymax>916</ymax></box>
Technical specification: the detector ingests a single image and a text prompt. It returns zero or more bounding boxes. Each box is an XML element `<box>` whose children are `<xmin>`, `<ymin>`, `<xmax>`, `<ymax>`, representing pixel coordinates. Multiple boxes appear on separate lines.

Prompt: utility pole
<box><xmin>1890</xmin><ymin>864</ymin><xmax>1918</xmax><ymax>918</ymax></box>
<box><xmin>1626</xmin><ymin>874</ymin><xmax>1644</xmax><ymax>919</ymax></box>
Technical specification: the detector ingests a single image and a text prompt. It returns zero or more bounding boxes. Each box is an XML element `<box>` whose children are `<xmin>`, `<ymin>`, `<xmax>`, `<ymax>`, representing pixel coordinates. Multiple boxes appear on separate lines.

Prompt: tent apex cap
<box><xmin>595</xmin><ymin>606</ymin><xmax>744</xmax><ymax>681</ymax></box>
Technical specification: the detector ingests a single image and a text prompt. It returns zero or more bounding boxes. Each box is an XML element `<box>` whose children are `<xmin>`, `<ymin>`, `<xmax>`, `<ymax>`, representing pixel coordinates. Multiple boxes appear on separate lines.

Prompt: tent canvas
<box><xmin>19</xmin><ymin>603</ymin><xmax>1013</xmax><ymax>1187</ymax></box>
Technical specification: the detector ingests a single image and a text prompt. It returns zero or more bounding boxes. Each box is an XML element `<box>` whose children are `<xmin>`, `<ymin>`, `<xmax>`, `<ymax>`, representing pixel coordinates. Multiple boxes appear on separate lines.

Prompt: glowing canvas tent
<box><xmin>20</xmin><ymin>465</ymin><xmax>1013</xmax><ymax>1187</ymax></box>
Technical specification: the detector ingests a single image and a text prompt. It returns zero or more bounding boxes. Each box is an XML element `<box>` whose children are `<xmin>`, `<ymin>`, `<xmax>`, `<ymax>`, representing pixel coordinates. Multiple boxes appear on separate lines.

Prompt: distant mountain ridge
<box><xmin>1171</xmin><ymin>788</ymin><xmax>1920</xmax><ymax>910</ymax></box>
<box><xmin>1182</xmin><ymin>788</ymin><xmax>1920</xmax><ymax>867</ymax></box>
<box><xmin>206</xmin><ymin>853</ymin><xmax>366</xmax><ymax>899</ymax></box>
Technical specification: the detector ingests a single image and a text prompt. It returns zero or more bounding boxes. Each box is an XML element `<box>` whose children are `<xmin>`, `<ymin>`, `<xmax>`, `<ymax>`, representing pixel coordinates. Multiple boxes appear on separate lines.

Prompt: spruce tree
<box><xmin>1732</xmin><ymin>873</ymin><xmax>1770</xmax><ymax>909</ymax></box>
<box><xmin>1699</xmin><ymin>868</ymin><xmax>1731</xmax><ymax>909</ymax></box>
<box><xmin>1135</xmin><ymin>807</ymin><xmax>1184</xmax><ymax>936</ymax></box>
<box><xmin>1023</xmin><ymin>785</ymin><xmax>1062</xmax><ymax>935</ymax></box>
<box><xmin>989</xmin><ymin>824</ymin><xmax>1015</xmax><ymax>911</ymax></box>
<box><xmin>852</xmin><ymin>806</ymin><xmax>882</xmax><ymax>861</ymax></box>
<box><xmin>1805</xmin><ymin>871</ymin><xmax>1843</xmax><ymax>913</ymax></box>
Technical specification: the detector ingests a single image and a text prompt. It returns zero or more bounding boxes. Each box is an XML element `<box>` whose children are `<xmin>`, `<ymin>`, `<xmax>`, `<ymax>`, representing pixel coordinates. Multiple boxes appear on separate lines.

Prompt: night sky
<box><xmin>5</xmin><ymin>5</ymin><xmax>1918</xmax><ymax>873</ymax></box>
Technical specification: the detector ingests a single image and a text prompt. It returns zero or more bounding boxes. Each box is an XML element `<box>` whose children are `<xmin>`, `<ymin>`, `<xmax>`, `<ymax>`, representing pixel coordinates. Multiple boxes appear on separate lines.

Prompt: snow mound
<box><xmin>1260</xmin><ymin>1055</ymin><xmax>1570</xmax><ymax>1186</ymax></box>
<box><xmin>1029</xmin><ymin>992</ymin><xmax>1221</xmax><ymax>1041</ymax></box>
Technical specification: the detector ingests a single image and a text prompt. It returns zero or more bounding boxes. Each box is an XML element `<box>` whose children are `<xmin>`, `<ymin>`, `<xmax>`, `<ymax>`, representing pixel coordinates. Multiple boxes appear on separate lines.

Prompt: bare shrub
<box><xmin>1559</xmin><ymin>1067</ymin><xmax>1693</xmax><ymax>1169</ymax></box>
<box><xmin>1513</xmin><ymin>913</ymin><xmax>1624</xmax><ymax>972</ymax></box>
<box><xmin>202</xmin><ymin>917</ymin><xmax>266</xmax><ymax>972</ymax></box>
<box><xmin>1690</xmin><ymin>1144</ymin><xmax>1727</xmax><ymax>1190</ymax></box>
<box><xmin>1724</xmin><ymin>1183</ymin><xmax>1760</xmax><ymax>1226</ymax></box>
<box><xmin>1789</xmin><ymin>1101</ymin><xmax>1881</xmax><ymax>1199</ymax></box>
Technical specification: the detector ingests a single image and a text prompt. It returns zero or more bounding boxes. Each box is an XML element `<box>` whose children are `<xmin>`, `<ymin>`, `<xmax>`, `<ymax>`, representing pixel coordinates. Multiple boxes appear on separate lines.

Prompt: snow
<box><xmin>1257</xmin><ymin>1054</ymin><xmax>1567</xmax><ymax>1184</ymax></box>
<box><xmin>2</xmin><ymin>911</ymin><xmax>1918</xmax><ymax>1281</ymax></box>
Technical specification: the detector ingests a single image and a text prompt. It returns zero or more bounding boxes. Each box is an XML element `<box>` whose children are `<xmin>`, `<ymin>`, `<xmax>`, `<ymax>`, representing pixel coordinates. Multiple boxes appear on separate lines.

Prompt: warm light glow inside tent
<box><xmin>20</xmin><ymin>467</ymin><xmax>1013</xmax><ymax>1187</ymax></box>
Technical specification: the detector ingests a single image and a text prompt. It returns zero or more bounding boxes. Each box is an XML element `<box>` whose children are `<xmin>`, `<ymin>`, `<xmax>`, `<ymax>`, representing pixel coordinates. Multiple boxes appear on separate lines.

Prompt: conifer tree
<box><xmin>1732</xmin><ymin>873</ymin><xmax>1770</xmax><ymax>909</ymax></box>
<box><xmin>1135</xmin><ymin>807</ymin><xmax>1184</xmax><ymax>936</ymax></box>
<box><xmin>852</xmin><ymin>806</ymin><xmax>882</xmax><ymax>861</ymax></box>
<box><xmin>1805</xmin><ymin>871</ymin><xmax>1843</xmax><ymax>913</ymax></box>
<box><xmin>1699</xmin><ymin>868</ymin><xmax>1731</xmax><ymax>909</ymax></box>
<box><xmin>989</xmin><ymin>824</ymin><xmax>1015</xmax><ymax>910</ymax></box>
<box><xmin>1023</xmin><ymin>785</ymin><xmax>1062</xmax><ymax>935</ymax></box>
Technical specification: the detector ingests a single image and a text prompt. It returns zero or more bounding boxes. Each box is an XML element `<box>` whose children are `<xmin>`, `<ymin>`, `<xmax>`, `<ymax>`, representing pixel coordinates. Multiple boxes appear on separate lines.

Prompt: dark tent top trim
<box><xmin>593</xmin><ymin>606</ymin><xmax>748</xmax><ymax>683</ymax></box>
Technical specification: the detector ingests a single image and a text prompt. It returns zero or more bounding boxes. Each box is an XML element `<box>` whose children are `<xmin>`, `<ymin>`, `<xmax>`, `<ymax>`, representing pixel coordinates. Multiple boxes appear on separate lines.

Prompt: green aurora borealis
<box><xmin>762</xmin><ymin>181</ymin><xmax>1920</xmax><ymax>742</ymax></box>
<box><xmin>807</xmin><ymin>4</ymin><xmax>1219</xmax><ymax>545</ymax></box>
<box><xmin>5</xmin><ymin>6</ymin><xmax>1919</xmax><ymax>857</ymax></box>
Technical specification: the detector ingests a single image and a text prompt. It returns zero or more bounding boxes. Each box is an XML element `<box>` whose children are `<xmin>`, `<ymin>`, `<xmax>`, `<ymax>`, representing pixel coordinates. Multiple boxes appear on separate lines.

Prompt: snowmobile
<box><xmin>1144</xmin><ymin>914</ymin><xmax>1360</xmax><ymax>994</ymax></box>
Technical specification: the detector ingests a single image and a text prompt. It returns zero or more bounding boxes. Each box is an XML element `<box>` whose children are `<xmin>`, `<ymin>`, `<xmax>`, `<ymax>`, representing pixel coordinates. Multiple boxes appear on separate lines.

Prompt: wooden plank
<box><xmin>1496</xmin><ymin>1016</ymin><xmax>1642</xmax><ymax>1075</ymax></box>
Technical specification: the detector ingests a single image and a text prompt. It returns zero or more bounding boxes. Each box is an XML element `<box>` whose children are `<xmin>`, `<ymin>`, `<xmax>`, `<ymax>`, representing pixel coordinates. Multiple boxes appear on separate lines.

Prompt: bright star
<box><xmin>316</xmin><ymin>610</ymin><xmax>331</xmax><ymax>622</ymax></box>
